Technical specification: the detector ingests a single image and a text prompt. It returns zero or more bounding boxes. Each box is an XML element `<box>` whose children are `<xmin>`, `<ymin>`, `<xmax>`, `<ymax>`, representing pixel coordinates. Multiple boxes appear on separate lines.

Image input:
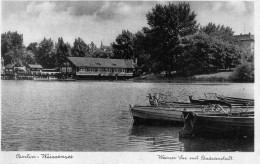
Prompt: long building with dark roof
<box><xmin>234</xmin><ymin>33</ymin><xmax>254</xmax><ymax>54</ymax></box>
<box><xmin>60</xmin><ymin>57</ymin><xmax>135</xmax><ymax>79</ymax></box>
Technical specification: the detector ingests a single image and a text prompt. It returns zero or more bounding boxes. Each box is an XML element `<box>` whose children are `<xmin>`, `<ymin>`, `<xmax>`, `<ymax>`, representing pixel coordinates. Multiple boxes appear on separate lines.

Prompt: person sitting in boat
<box><xmin>147</xmin><ymin>93</ymin><xmax>160</xmax><ymax>107</ymax></box>
<box><xmin>148</xmin><ymin>94</ymin><xmax>155</xmax><ymax>106</ymax></box>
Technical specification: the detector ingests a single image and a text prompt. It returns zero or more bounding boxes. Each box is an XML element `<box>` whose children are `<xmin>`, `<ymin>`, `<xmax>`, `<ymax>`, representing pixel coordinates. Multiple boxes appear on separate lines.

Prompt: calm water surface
<box><xmin>1</xmin><ymin>81</ymin><xmax>254</xmax><ymax>151</ymax></box>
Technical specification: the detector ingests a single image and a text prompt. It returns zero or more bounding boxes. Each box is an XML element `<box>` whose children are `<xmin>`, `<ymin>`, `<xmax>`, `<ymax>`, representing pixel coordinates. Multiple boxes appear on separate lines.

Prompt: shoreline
<box><xmin>1</xmin><ymin>78</ymin><xmax>254</xmax><ymax>84</ymax></box>
<box><xmin>131</xmin><ymin>79</ymin><xmax>253</xmax><ymax>84</ymax></box>
<box><xmin>131</xmin><ymin>72</ymin><xmax>254</xmax><ymax>83</ymax></box>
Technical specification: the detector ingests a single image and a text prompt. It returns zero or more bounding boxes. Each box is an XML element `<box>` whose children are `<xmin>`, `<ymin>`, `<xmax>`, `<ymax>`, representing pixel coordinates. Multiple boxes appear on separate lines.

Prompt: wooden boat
<box><xmin>148</xmin><ymin>92</ymin><xmax>253</xmax><ymax>108</ymax></box>
<box><xmin>189</xmin><ymin>93</ymin><xmax>254</xmax><ymax>111</ymax></box>
<box><xmin>131</xmin><ymin>93</ymin><xmax>254</xmax><ymax>125</ymax></box>
<box><xmin>216</xmin><ymin>95</ymin><xmax>254</xmax><ymax>106</ymax></box>
<box><xmin>179</xmin><ymin>110</ymin><xmax>254</xmax><ymax>138</ymax></box>
<box><xmin>204</xmin><ymin>93</ymin><xmax>254</xmax><ymax>106</ymax></box>
<box><xmin>189</xmin><ymin>96</ymin><xmax>232</xmax><ymax>108</ymax></box>
<box><xmin>129</xmin><ymin>103</ymin><xmax>204</xmax><ymax>125</ymax></box>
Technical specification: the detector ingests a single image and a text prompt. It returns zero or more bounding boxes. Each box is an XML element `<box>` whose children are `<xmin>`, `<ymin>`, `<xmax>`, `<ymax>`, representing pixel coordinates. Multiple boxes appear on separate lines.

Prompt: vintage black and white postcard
<box><xmin>1</xmin><ymin>0</ymin><xmax>258</xmax><ymax>163</ymax></box>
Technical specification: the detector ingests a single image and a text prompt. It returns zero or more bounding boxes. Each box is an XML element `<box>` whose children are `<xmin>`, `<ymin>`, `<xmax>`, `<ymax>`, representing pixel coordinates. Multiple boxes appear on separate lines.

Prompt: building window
<box><xmin>67</xmin><ymin>67</ymin><xmax>72</xmax><ymax>72</ymax></box>
<box><xmin>80</xmin><ymin>68</ymin><xmax>86</xmax><ymax>72</ymax></box>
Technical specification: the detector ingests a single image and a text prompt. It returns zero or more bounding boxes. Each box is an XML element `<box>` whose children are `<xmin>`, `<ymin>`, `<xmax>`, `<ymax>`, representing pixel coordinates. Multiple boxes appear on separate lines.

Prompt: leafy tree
<box><xmin>35</xmin><ymin>38</ymin><xmax>56</xmax><ymax>68</ymax></box>
<box><xmin>55</xmin><ymin>37</ymin><xmax>71</xmax><ymax>66</ymax></box>
<box><xmin>179</xmin><ymin>32</ymin><xmax>241</xmax><ymax>75</ymax></box>
<box><xmin>200</xmin><ymin>22</ymin><xmax>238</xmax><ymax>43</ymax></box>
<box><xmin>27</xmin><ymin>42</ymin><xmax>38</xmax><ymax>53</ymax></box>
<box><xmin>145</xmin><ymin>2</ymin><xmax>198</xmax><ymax>75</ymax></box>
<box><xmin>91</xmin><ymin>49</ymin><xmax>106</xmax><ymax>58</ymax></box>
<box><xmin>230</xmin><ymin>62</ymin><xmax>254</xmax><ymax>82</ymax></box>
<box><xmin>71</xmin><ymin>37</ymin><xmax>91</xmax><ymax>57</ymax></box>
<box><xmin>133</xmin><ymin>29</ymin><xmax>152</xmax><ymax>72</ymax></box>
<box><xmin>89</xmin><ymin>41</ymin><xmax>98</xmax><ymax>56</ymax></box>
<box><xmin>4</xmin><ymin>48</ymin><xmax>25</xmax><ymax>66</ymax></box>
<box><xmin>222</xmin><ymin>43</ymin><xmax>241</xmax><ymax>70</ymax></box>
<box><xmin>111</xmin><ymin>30</ymin><xmax>135</xmax><ymax>59</ymax></box>
<box><xmin>24</xmin><ymin>50</ymin><xmax>37</xmax><ymax>64</ymax></box>
<box><xmin>92</xmin><ymin>45</ymin><xmax>113</xmax><ymax>58</ymax></box>
<box><xmin>1</xmin><ymin>31</ymin><xmax>38</xmax><ymax>66</ymax></box>
<box><xmin>1</xmin><ymin>31</ymin><xmax>24</xmax><ymax>65</ymax></box>
<box><xmin>178</xmin><ymin>33</ymin><xmax>212</xmax><ymax>75</ymax></box>
<box><xmin>101</xmin><ymin>45</ymin><xmax>113</xmax><ymax>58</ymax></box>
<box><xmin>244</xmin><ymin>51</ymin><xmax>254</xmax><ymax>63</ymax></box>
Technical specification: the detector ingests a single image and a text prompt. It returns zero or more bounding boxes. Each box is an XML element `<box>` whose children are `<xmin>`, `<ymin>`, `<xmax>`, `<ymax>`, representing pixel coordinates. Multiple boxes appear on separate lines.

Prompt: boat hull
<box><xmin>180</xmin><ymin>111</ymin><xmax>254</xmax><ymax>138</ymax></box>
<box><xmin>130</xmin><ymin>105</ymin><xmax>202</xmax><ymax>125</ymax></box>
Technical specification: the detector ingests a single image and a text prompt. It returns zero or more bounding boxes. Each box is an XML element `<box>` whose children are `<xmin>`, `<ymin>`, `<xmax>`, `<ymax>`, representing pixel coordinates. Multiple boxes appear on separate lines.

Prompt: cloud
<box><xmin>1</xmin><ymin>1</ymin><xmax>155</xmax><ymax>46</ymax></box>
<box><xmin>1</xmin><ymin>1</ymin><xmax>254</xmax><ymax>47</ymax></box>
<box><xmin>211</xmin><ymin>2</ymin><xmax>223</xmax><ymax>12</ymax></box>
<box><xmin>208</xmin><ymin>1</ymin><xmax>253</xmax><ymax>16</ymax></box>
<box><xmin>26</xmin><ymin>2</ymin><xmax>56</xmax><ymax>17</ymax></box>
<box><xmin>55</xmin><ymin>1</ymin><xmax>104</xmax><ymax>16</ymax></box>
<box><xmin>189</xmin><ymin>1</ymin><xmax>254</xmax><ymax>35</ymax></box>
<box><xmin>226</xmin><ymin>1</ymin><xmax>247</xmax><ymax>14</ymax></box>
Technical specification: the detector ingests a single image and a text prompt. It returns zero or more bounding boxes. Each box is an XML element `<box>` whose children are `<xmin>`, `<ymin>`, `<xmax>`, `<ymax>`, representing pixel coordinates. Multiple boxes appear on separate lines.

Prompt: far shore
<box><xmin>131</xmin><ymin>72</ymin><xmax>254</xmax><ymax>83</ymax></box>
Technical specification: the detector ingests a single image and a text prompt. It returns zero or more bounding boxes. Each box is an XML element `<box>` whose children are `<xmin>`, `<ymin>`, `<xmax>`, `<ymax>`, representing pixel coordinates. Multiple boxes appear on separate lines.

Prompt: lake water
<box><xmin>1</xmin><ymin>80</ymin><xmax>254</xmax><ymax>152</ymax></box>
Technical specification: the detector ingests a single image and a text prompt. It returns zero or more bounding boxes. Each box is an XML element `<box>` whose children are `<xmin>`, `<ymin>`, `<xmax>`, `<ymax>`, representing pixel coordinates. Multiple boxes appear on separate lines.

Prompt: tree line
<box><xmin>111</xmin><ymin>3</ymin><xmax>253</xmax><ymax>76</ymax></box>
<box><xmin>1</xmin><ymin>2</ymin><xmax>254</xmax><ymax>77</ymax></box>
<box><xmin>1</xmin><ymin>32</ymin><xmax>113</xmax><ymax>68</ymax></box>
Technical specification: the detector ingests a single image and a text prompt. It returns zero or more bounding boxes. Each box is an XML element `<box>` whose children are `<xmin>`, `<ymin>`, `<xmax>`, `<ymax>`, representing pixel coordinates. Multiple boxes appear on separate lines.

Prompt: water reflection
<box><xmin>129</xmin><ymin>125</ymin><xmax>184</xmax><ymax>152</ymax></box>
<box><xmin>179</xmin><ymin>137</ymin><xmax>254</xmax><ymax>152</ymax></box>
<box><xmin>129</xmin><ymin>124</ymin><xmax>254</xmax><ymax>152</ymax></box>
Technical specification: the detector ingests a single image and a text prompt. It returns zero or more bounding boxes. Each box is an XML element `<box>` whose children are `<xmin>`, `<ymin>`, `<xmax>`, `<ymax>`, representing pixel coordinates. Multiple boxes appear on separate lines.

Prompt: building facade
<box><xmin>26</xmin><ymin>64</ymin><xmax>43</xmax><ymax>75</ymax></box>
<box><xmin>4</xmin><ymin>63</ymin><xmax>17</xmax><ymax>75</ymax></box>
<box><xmin>41</xmin><ymin>69</ymin><xmax>60</xmax><ymax>75</ymax></box>
<box><xmin>234</xmin><ymin>33</ymin><xmax>254</xmax><ymax>54</ymax></box>
<box><xmin>60</xmin><ymin>57</ymin><xmax>134</xmax><ymax>79</ymax></box>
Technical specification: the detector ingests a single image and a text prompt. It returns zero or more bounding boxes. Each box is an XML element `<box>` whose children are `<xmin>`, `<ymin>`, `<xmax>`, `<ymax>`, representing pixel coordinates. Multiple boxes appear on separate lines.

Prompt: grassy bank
<box><xmin>132</xmin><ymin>72</ymin><xmax>236</xmax><ymax>83</ymax></box>
<box><xmin>192</xmin><ymin>72</ymin><xmax>232</xmax><ymax>82</ymax></box>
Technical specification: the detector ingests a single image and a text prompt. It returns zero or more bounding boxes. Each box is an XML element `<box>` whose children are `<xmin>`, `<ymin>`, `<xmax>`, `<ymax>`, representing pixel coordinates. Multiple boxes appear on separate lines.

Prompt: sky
<box><xmin>1</xmin><ymin>1</ymin><xmax>254</xmax><ymax>47</ymax></box>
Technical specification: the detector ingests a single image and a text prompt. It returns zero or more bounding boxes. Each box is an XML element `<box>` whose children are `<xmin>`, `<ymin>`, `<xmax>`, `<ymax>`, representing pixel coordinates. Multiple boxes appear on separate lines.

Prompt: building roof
<box><xmin>27</xmin><ymin>64</ymin><xmax>43</xmax><ymax>69</ymax></box>
<box><xmin>234</xmin><ymin>33</ymin><xmax>254</xmax><ymax>41</ymax></box>
<box><xmin>67</xmin><ymin>57</ymin><xmax>134</xmax><ymax>69</ymax></box>
<box><xmin>5</xmin><ymin>63</ymin><xmax>17</xmax><ymax>69</ymax></box>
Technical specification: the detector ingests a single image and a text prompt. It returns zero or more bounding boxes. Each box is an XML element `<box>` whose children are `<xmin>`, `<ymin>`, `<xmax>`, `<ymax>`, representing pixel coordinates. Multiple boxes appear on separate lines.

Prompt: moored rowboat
<box><xmin>179</xmin><ymin>110</ymin><xmax>254</xmax><ymax>138</ymax></box>
<box><xmin>129</xmin><ymin>104</ymin><xmax>203</xmax><ymax>125</ymax></box>
<box><xmin>130</xmin><ymin>92</ymin><xmax>254</xmax><ymax>126</ymax></box>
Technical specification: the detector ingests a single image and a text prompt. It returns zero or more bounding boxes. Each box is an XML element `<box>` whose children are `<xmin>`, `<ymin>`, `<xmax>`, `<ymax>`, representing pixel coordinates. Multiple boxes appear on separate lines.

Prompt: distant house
<box><xmin>5</xmin><ymin>63</ymin><xmax>17</xmax><ymax>75</ymax></box>
<box><xmin>60</xmin><ymin>57</ymin><xmax>135</xmax><ymax>79</ymax></box>
<box><xmin>234</xmin><ymin>33</ymin><xmax>254</xmax><ymax>54</ymax></box>
<box><xmin>26</xmin><ymin>64</ymin><xmax>43</xmax><ymax>75</ymax></box>
<box><xmin>5</xmin><ymin>63</ymin><xmax>27</xmax><ymax>75</ymax></box>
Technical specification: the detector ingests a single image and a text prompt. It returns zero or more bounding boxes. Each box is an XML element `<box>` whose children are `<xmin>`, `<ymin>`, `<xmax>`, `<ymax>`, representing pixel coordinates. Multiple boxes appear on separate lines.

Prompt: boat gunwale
<box><xmin>183</xmin><ymin>111</ymin><xmax>254</xmax><ymax>119</ymax></box>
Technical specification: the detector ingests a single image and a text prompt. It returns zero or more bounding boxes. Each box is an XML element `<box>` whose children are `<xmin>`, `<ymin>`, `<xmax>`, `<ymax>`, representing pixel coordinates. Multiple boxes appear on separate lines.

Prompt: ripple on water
<box><xmin>1</xmin><ymin>81</ymin><xmax>254</xmax><ymax>151</ymax></box>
